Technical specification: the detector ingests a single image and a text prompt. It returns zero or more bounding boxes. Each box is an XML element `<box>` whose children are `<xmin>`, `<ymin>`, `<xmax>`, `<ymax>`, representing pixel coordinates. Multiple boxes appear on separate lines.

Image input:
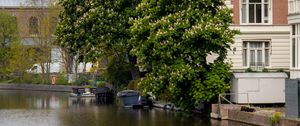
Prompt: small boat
<box><xmin>70</xmin><ymin>87</ymin><xmax>96</xmax><ymax>97</ymax></box>
<box><xmin>69</xmin><ymin>93</ymin><xmax>95</xmax><ymax>97</ymax></box>
<box><xmin>117</xmin><ymin>90</ymin><xmax>153</xmax><ymax>108</ymax></box>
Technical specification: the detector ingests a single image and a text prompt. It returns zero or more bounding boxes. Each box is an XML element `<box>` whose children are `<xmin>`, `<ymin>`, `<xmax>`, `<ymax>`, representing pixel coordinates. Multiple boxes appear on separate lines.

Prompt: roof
<box><xmin>233</xmin><ymin>73</ymin><xmax>288</xmax><ymax>79</ymax></box>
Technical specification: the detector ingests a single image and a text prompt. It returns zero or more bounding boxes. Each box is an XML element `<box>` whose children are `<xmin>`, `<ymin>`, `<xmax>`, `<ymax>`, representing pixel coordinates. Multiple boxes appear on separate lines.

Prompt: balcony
<box><xmin>289</xmin><ymin>0</ymin><xmax>300</xmax><ymax>15</ymax></box>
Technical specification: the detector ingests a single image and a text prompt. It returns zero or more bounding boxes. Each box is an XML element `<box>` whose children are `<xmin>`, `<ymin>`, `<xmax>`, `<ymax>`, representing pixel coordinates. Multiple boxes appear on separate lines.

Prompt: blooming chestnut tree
<box><xmin>130</xmin><ymin>0</ymin><xmax>238</xmax><ymax>112</ymax></box>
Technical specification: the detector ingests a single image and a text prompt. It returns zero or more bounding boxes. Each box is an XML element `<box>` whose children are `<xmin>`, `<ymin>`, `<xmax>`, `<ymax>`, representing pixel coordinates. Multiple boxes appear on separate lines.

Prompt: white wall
<box><xmin>228</xmin><ymin>25</ymin><xmax>290</xmax><ymax>70</ymax></box>
<box><xmin>27</xmin><ymin>48</ymin><xmax>93</xmax><ymax>74</ymax></box>
<box><xmin>231</xmin><ymin>78</ymin><xmax>285</xmax><ymax>104</ymax></box>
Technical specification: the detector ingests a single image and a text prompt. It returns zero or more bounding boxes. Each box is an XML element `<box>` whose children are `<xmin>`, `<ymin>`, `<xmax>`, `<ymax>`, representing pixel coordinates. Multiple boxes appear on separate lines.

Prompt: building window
<box><xmin>292</xmin><ymin>24</ymin><xmax>300</xmax><ymax>68</ymax></box>
<box><xmin>241</xmin><ymin>0</ymin><xmax>270</xmax><ymax>24</ymax></box>
<box><xmin>292</xmin><ymin>38</ymin><xmax>296</xmax><ymax>68</ymax></box>
<box><xmin>29</xmin><ymin>17</ymin><xmax>39</xmax><ymax>35</ymax></box>
<box><xmin>243</xmin><ymin>41</ymin><xmax>270</xmax><ymax>67</ymax></box>
<box><xmin>288</xmin><ymin>0</ymin><xmax>300</xmax><ymax>14</ymax></box>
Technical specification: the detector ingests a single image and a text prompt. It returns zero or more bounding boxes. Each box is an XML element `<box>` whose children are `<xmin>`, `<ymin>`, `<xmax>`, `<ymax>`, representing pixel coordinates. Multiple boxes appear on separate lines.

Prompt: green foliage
<box><xmin>11</xmin><ymin>74</ymin><xmax>49</xmax><ymax>84</ymax></box>
<box><xmin>130</xmin><ymin>0</ymin><xmax>237</xmax><ymax>112</ymax></box>
<box><xmin>88</xmin><ymin>79</ymin><xmax>94</xmax><ymax>85</ymax></box>
<box><xmin>127</xmin><ymin>79</ymin><xmax>140</xmax><ymax>90</ymax></box>
<box><xmin>0</xmin><ymin>11</ymin><xmax>19</xmax><ymax>75</ymax></box>
<box><xmin>19</xmin><ymin>73</ymin><xmax>33</xmax><ymax>84</ymax></box>
<box><xmin>32</xmin><ymin>74</ymin><xmax>44</xmax><ymax>84</ymax></box>
<box><xmin>57</xmin><ymin>0</ymin><xmax>237</xmax><ymax>112</ymax></box>
<box><xmin>56</xmin><ymin>0</ymin><xmax>140</xmax><ymax>62</ymax></box>
<box><xmin>96</xmin><ymin>81</ymin><xmax>106</xmax><ymax>87</ymax></box>
<box><xmin>8</xmin><ymin>41</ymin><xmax>36</xmax><ymax>75</ymax></box>
<box><xmin>75</xmin><ymin>76</ymin><xmax>89</xmax><ymax>85</ymax></box>
<box><xmin>106</xmin><ymin>55</ymin><xmax>132</xmax><ymax>89</ymax></box>
<box><xmin>271</xmin><ymin>112</ymin><xmax>281</xmax><ymax>125</ymax></box>
<box><xmin>11</xmin><ymin>73</ymin><xmax>34</xmax><ymax>84</ymax></box>
<box><xmin>56</xmin><ymin>74</ymin><xmax>69</xmax><ymax>85</ymax></box>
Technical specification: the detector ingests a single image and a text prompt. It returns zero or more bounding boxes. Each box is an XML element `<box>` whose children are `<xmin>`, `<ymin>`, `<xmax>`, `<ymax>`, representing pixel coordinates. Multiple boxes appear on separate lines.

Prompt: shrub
<box><xmin>271</xmin><ymin>112</ymin><xmax>281</xmax><ymax>125</ymax></box>
<box><xmin>96</xmin><ymin>81</ymin><xmax>106</xmax><ymax>87</ymax></box>
<box><xmin>22</xmin><ymin>73</ymin><xmax>34</xmax><ymax>84</ymax></box>
<box><xmin>75</xmin><ymin>76</ymin><xmax>89</xmax><ymax>85</ymax></box>
<box><xmin>32</xmin><ymin>74</ymin><xmax>44</xmax><ymax>84</ymax></box>
<box><xmin>56</xmin><ymin>74</ymin><xmax>68</xmax><ymax>85</ymax></box>
<box><xmin>88</xmin><ymin>79</ymin><xmax>94</xmax><ymax>85</ymax></box>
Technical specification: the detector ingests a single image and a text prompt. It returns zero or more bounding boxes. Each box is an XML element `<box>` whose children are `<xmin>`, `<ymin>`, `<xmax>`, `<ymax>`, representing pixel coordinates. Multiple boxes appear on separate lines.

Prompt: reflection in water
<box><xmin>0</xmin><ymin>90</ymin><xmax>253</xmax><ymax>126</ymax></box>
<box><xmin>0</xmin><ymin>90</ymin><xmax>68</xmax><ymax>109</ymax></box>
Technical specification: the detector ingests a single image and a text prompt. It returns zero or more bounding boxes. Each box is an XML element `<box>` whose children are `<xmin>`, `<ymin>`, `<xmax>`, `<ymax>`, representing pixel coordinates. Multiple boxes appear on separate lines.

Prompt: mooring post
<box><xmin>217</xmin><ymin>94</ymin><xmax>221</xmax><ymax>119</ymax></box>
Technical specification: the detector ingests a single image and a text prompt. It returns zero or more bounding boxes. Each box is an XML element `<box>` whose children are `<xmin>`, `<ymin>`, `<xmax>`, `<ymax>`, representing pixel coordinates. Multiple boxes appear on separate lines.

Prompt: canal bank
<box><xmin>210</xmin><ymin>104</ymin><xmax>300</xmax><ymax>126</ymax></box>
<box><xmin>0</xmin><ymin>83</ymin><xmax>78</xmax><ymax>92</ymax></box>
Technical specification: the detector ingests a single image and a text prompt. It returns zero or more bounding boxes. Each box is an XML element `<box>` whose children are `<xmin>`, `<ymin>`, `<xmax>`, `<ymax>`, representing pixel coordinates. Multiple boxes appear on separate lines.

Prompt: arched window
<box><xmin>29</xmin><ymin>16</ymin><xmax>39</xmax><ymax>34</ymax></box>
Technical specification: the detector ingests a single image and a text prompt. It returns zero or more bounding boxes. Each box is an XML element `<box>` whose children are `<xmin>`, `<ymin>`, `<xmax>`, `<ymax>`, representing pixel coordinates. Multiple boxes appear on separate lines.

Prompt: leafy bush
<box><xmin>271</xmin><ymin>112</ymin><xmax>281</xmax><ymax>125</ymax></box>
<box><xmin>88</xmin><ymin>79</ymin><xmax>94</xmax><ymax>85</ymax></box>
<box><xmin>32</xmin><ymin>74</ymin><xmax>44</xmax><ymax>84</ymax></box>
<box><xmin>96</xmin><ymin>81</ymin><xmax>106</xmax><ymax>87</ymax></box>
<box><xmin>22</xmin><ymin>73</ymin><xmax>34</xmax><ymax>84</ymax></box>
<box><xmin>56</xmin><ymin>74</ymin><xmax>69</xmax><ymax>85</ymax></box>
<box><xmin>75</xmin><ymin>76</ymin><xmax>89</xmax><ymax>85</ymax></box>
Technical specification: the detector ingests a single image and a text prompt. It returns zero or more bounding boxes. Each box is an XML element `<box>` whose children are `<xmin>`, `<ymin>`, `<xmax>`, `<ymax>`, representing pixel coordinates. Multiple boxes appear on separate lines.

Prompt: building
<box><xmin>288</xmin><ymin>0</ymin><xmax>300</xmax><ymax>78</ymax></box>
<box><xmin>0</xmin><ymin>0</ymin><xmax>92</xmax><ymax>74</ymax></box>
<box><xmin>226</xmin><ymin>0</ymin><xmax>290</xmax><ymax>72</ymax></box>
<box><xmin>0</xmin><ymin>0</ymin><xmax>63</xmax><ymax>73</ymax></box>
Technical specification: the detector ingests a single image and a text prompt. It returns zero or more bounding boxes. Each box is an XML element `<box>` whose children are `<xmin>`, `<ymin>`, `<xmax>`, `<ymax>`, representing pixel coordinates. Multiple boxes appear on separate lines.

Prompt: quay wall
<box><xmin>0</xmin><ymin>83</ymin><xmax>78</xmax><ymax>92</ymax></box>
<box><xmin>211</xmin><ymin>104</ymin><xmax>300</xmax><ymax>126</ymax></box>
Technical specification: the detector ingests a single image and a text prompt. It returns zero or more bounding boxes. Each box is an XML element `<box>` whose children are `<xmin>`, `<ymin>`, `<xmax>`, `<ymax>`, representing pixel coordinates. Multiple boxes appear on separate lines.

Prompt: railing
<box><xmin>217</xmin><ymin>93</ymin><xmax>250</xmax><ymax>118</ymax></box>
<box><xmin>218</xmin><ymin>93</ymin><xmax>250</xmax><ymax>106</ymax></box>
<box><xmin>289</xmin><ymin>0</ymin><xmax>300</xmax><ymax>14</ymax></box>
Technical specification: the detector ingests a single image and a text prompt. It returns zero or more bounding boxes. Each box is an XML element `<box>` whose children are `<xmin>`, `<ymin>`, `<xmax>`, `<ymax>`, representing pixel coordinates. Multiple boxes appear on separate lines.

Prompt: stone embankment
<box><xmin>0</xmin><ymin>83</ymin><xmax>79</xmax><ymax>92</ymax></box>
<box><xmin>211</xmin><ymin>104</ymin><xmax>300</xmax><ymax>126</ymax></box>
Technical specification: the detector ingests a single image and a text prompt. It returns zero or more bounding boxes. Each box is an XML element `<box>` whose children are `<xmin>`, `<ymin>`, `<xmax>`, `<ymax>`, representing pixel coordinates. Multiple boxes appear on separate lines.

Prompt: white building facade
<box><xmin>289</xmin><ymin>0</ymin><xmax>300</xmax><ymax>78</ymax></box>
<box><xmin>226</xmin><ymin>0</ymin><xmax>290</xmax><ymax>72</ymax></box>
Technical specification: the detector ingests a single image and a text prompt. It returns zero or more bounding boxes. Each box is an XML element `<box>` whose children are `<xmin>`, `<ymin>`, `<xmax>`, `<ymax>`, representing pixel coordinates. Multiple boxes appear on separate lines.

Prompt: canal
<box><xmin>0</xmin><ymin>90</ymin><xmax>253</xmax><ymax>126</ymax></box>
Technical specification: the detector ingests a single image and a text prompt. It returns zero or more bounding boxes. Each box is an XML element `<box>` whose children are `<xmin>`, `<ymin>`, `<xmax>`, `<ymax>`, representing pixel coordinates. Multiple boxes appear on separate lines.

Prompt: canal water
<box><xmin>0</xmin><ymin>90</ymin><xmax>253</xmax><ymax>126</ymax></box>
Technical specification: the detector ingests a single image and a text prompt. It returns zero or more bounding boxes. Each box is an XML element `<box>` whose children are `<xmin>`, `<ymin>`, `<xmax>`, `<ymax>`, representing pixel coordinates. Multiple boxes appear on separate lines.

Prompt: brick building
<box><xmin>0</xmin><ymin>0</ymin><xmax>63</xmax><ymax>73</ymax></box>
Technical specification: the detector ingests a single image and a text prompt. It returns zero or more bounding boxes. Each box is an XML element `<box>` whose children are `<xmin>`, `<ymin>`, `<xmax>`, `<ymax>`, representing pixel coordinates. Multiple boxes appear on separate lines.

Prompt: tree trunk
<box><xmin>127</xmin><ymin>52</ymin><xmax>140</xmax><ymax>79</ymax></box>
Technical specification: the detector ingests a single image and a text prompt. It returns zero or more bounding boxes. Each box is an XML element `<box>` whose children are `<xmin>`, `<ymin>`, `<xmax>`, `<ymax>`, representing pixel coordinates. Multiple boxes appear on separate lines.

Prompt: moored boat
<box><xmin>70</xmin><ymin>87</ymin><xmax>96</xmax><ymax>97</ymax></box>
<box><xmin>117</xmin><ymin>90</ymin><xmax>153</xmax><ymax>108</ymax></box>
